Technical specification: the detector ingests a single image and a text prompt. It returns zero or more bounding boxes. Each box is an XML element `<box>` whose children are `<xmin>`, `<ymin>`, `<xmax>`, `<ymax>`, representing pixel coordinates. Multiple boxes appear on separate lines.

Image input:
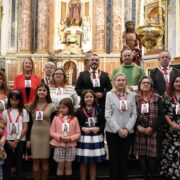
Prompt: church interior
<box><xmin>0</xmin><ymin>0</ymin><xmax>180</xmax><ymax>86</ymax></box>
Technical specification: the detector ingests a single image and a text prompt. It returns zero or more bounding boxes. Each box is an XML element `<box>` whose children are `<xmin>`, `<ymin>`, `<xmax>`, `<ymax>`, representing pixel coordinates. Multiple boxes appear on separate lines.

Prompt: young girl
<box><xmin>2</xmin><ymin>90</ymin><xmax>29</xmax><ymax>180</ymax></box>
<box><xmin>0</xmin><ymin>114</ymin><xmax>7</xmax><ymax>180</ymax></box>
<box><xmin>27</xmin><ymin>83</ymin><xmax>56</xmax><ymax>180</ymax></box>
<box><xmin>75</xmin><ymin>90</ymin><xmax>106</xmax><ymax>180</ymax></box>
<box><xmin>50</xmin><ymin>98</ymin><xmax>80</xmax><ymax>180</ymax></box>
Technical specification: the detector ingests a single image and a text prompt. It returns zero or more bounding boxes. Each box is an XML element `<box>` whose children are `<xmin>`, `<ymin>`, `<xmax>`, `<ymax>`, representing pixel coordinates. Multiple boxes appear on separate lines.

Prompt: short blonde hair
<box><xmin>112</xmin><ymin>72</ymin><xmax>129</xmax><ymax>92</ymax></box>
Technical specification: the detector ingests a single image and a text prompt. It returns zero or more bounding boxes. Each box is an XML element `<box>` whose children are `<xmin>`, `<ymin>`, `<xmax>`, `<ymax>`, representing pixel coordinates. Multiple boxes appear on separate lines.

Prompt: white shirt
<box><xmin>3</xmin><ymin>108</ymin><xmax>29</xmax><ymax>141</ymax></box>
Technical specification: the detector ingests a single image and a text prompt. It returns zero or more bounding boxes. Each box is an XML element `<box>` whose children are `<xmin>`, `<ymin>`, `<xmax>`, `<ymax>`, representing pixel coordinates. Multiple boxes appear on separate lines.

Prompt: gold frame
<box><xmin>145</xmin><ymin>0</ymin><xmax>168</xmax><ymax>50</ymax></box>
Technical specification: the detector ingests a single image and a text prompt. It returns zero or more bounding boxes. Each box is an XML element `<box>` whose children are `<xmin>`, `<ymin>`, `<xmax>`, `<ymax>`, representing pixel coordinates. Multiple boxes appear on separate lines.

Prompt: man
<box><xmin>41</xmin><ymin>62</ymin><xmax>55</xmax><ymax>85</ymax></box>
<box><xmin>150</xmin><ymin>51</ymin><xmax>180</xmax><ymax>96</ymax></box>
<box><xmin>112</xmin><ymin>49</ymin><xmax>145</xmax><ymax>91</ymax></box>
<box><xmin>75</xmin><ymin>54</ymin><xmax>112</xmax><ymax>113</ymax></box>
<box><xmin>122</xmin><ymin>21</ymin><xmax>142</xmax><ymax>66</ymax></box>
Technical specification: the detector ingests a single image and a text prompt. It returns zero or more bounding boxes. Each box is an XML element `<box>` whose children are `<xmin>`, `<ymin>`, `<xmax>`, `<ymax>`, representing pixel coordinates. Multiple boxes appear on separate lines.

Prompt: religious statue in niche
<box><xmin>58</xmin><ymin>20</ymin><xmax>67</xmax><ymax>43</ymax></box>
<box><xmin>66</xmin><ymin>0</ymin><xmax>82</xmax><ymax>27</ymax></box>
<box><xmin>122</xmin><ymin>21</ymin><xmax>142</xmax><ymax>66</ymax></box>
<box><xmin>81</xmin><ymin>16</ymin><xmax>91</xmax><ymax>42</ymax></box>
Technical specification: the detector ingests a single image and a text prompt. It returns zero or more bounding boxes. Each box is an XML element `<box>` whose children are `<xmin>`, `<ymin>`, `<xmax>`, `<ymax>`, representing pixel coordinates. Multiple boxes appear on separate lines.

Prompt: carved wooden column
<box><xmin>36</xmin><ymin>0</ymin><xmax>49</xmax><ymax>53</ymax></box>
<box><xmin>111</xmin><ymin>0</ymin><xmax>123</xmax><ymax>53</ymax></box>
<box><xmin>92</xmin><ymin>0</ymin><xmax>106</xmax><ymax>53</ymax></box>
<box><xmin>20</xmin><ymin>0</ymin><xmax>32</xmax><ymax>53</ymax></box>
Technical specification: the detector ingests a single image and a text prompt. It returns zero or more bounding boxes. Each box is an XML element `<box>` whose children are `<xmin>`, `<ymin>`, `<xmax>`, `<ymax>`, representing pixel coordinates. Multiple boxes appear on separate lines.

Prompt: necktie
<box><xmin>163</xmin><ymin>68</ymin><xmax>169</xmax><ymax>89</ymax></box>
<box><xmin>92</xmin><ymin>71</ymin><xmax>96</xmax><ymax>79</ymax></box>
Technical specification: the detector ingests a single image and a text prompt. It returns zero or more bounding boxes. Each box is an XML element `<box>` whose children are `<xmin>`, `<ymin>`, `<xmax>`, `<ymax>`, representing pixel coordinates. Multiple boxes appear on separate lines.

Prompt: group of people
<box><xmin>0</xmin><ymin>50</ymin><xmax>179</xmax><ymax>180</ymax></box>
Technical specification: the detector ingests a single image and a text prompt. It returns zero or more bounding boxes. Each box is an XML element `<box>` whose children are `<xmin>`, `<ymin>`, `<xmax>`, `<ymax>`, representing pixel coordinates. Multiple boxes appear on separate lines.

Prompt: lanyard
<box><xmin>56</xmin><ymin>83</ymin><xmax>67</xmax><ymax>88</ymax></box>
<box><xmin>158</xmin><ymin>67</ymin><xmax>172</xmax><ymax>76</ymax></box>
<box><xmin>114</xmin><ymin>92</ymin><xmax>128</xmax><ymax>100</ymax></box>
<box><xmin>7</xmin><ymin>109</ymin><xmax>21</xmax><ymax>123</ymax></box>
<box><xmin>36</xmin><ymin>103</ymin><xmax>48</xmax><ymax>111</ymax></box>
<box><xmin>58</xmin><ymin>115</ymin><xmax>73</xmax><ymax>123</ymax></box>
<box><xmin>139</xmin><ymin>92</ymin><xmax>152</xmax><ymax>104</ymax></box>
<box><xmin>88</xmin><ymin>70</ymin><xmax>101</xmax><ymax>79</ymax></box>
<box><xmin>0</xmin><ymin>93</ymin><xmax>5</xmax><ymax>100</ymax></box>
<box><xmin>82</xmin><ymin>107</ymin><xmax>96</xmax><ymax>118</ymax></box>
<box><xmin>172</xmin><ymin>96</ymin><xmax>179</xmax><ymax>105</ymax></box>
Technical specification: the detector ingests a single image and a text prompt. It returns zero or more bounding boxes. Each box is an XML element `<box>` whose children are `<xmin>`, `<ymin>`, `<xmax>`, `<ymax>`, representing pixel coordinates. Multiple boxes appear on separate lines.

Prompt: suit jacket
<box><xmin>14</xmin><ymin>75</ymin><xmax>41</xmax><ymax>105</ymax></box>
<box><xmin>75</xmin><ymin>70</ymin><xmax>112</xmax><ymax>109</ymax></box>
<box><xmin>150</xmin><ymin>67</ymin><xmax>180</xmax><ymax>96</ymax></box>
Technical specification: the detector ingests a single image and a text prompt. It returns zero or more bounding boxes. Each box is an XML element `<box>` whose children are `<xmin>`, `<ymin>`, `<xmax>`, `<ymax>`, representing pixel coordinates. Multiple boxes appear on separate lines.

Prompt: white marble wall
<box><xmin>1</xmin><ymin>0</ymin><xmax>10</xmax><ymax>55</ymax></box>
<box><xmin>168</xmin><ymin>0</ymin><xmax>176</xmax><ymax>59</ymax></box>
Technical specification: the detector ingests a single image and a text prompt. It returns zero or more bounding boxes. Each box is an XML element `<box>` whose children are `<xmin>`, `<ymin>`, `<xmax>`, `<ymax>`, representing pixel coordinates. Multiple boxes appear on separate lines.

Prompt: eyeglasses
<box><xmin>141</xmin><ymin>81</ymin><xmax>150</xmax><ymax>85</ymax></box>
<box><xmin>54</xmin><ymin>73</ymin><xmax>64</xmax><ymax>76</ymax></box>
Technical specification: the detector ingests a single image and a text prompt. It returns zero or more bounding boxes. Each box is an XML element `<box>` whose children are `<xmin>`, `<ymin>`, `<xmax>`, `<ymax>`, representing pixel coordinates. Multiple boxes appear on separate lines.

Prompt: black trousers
<box><xmin>106</xmin><ymin>132</ymin><xmax>131</xmax><ymax>180</ymax></box>
<box><xmin>3</xmin><ymin>141</ymin><xmax>25</xmax><ymax>180</ymax></box>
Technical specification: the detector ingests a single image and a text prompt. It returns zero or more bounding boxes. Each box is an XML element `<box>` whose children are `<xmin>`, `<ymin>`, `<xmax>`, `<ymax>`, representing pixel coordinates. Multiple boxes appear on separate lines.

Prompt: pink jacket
<box><xmin>50</xmin><ymin>115</ymin><xmax>81</xmax><ymax>147</ymax></box>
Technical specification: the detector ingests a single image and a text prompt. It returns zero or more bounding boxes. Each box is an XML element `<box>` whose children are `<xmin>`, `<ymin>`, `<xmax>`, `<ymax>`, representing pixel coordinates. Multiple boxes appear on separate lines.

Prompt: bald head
<box><xmin>121</xmin><ymin>49</ymin><xmax>133</xmax><ymax>65</ymax></box>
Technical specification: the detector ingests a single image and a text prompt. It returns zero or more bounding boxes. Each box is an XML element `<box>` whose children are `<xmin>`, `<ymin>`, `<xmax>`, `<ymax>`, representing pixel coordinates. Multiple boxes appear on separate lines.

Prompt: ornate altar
<box><xmin>137</xmin><ymin>0</ymin><xmax>168</xmax><ymax>54</ymax></box>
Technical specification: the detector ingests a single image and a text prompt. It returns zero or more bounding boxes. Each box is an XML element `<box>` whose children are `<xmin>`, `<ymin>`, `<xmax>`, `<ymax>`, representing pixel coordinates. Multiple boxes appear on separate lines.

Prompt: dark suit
<box><xmin>150</xmin><ymin>67</ymin><xmax>180</xmax><ymax>96</ymax></box>
<box><xmin>75</xmin><ymin>70</ymin><xmax>112</xmax><ymax>110</ymax></box>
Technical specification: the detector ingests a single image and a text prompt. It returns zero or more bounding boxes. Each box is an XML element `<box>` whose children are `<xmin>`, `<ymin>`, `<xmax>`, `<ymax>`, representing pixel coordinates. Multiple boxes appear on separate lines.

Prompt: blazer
<box><xmin>105</xmin><ymin>91</ymin><xmax>137</xmax><ymax>134</ymax></box>
<box><xmin>50</xmin><ymin>115</ymin><xmax>81</xmax><ymax>147</ymax></box>
<box><xmin>150</xmin><ymin>67</ymin><xmax>180</xmax><ymax>96</ymax></box>
<box><xmin>75</xmin><ymin>70</ymin><xmax>112</xmax><ymax>108</ymax></box>
<box><xmin>75</xmin><ymin>105</ymin><xmax>105</xmax><ymax>133</ymax></box>
<box><xmin>14</xmin><ymin>75</ymin><xmax>41</xmax><ymax>105</ymax></box>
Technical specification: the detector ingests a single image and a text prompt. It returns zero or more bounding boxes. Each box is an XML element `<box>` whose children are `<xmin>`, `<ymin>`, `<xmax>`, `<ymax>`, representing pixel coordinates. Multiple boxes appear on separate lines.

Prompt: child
<box><xmin>0</xmin><ymin>114</ymin><xmax>7</xmax><ymax>180</ymax></box>
<box><xmin>50</xmin><ymin>98</ymin><xmax>80</xmax><ymax>180</ymax></box>
<box><xmin>75</xmin><ymin>90</ymin><xmax>106</xmax><ymax>180</ymax></box>
<box><xmin>2</xmin><ymin>90</ymin><xmax>29</xmax><ymax>180</ymax></box>
<box><xmin>27</xmin><ymin>83</ymin><xmax>56</xmax><ymax>180</ymax></box>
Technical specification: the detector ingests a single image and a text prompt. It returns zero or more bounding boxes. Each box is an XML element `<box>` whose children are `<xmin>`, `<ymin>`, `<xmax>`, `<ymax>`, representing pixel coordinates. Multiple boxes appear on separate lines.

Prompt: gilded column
<box><xmin>20</xmin><ymin>0</ymin><xmax>32</xmax><ymax>53</ymax></box>
<box><xmin>36</xmin><ymin>0</ymin><xmax>49</xmax><ymax>53</ymax></box>
<box><xmin>92</xmin><ymin>0</ymin><xmax>105</xmax><ymax>53</ymax></box>
<box><xmin>111</xmin><ymin>0</ymin><xmax>123</xmax><ymax>53</ymax></box>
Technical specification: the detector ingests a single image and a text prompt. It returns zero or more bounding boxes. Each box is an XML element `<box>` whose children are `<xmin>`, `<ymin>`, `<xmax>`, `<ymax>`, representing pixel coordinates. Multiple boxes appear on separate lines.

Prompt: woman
<box><xmin>50</xmin><ymin>67</ymin><xmax>79</xmax><ymax>110</ymax></box>
<box><xmin>134</xmin><ymin>76</ymin><xmax>164</xmax><ymax>180</ymax></box>
<box><xmin>0</xmin><ymin>70</ymin><xmax>10</xmax><ymax>113</ymax></box>
<box><xmin>14</xmin><ymin>58</ymin><xmax>41</xmax><ymax>105</ymax></box>
<box><xmin>27</xmin><ymin>83</ymin><xmax>56</xmax><ymax>180</ymax></box>
<box><xmin>161</xmin><ymin>75</ymin><xmax>180</xmax><ymax>180</ymax></box>
<box><xmin>105</xmin><ymin>72</ymin><xmax>137</xmax><ymax>180</ymax></box>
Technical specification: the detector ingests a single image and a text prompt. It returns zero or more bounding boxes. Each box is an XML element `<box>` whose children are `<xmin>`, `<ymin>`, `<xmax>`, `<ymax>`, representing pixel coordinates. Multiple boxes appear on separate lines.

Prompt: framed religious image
<box><xmin>141</xmin><ymin>103</ymin><xmax>149</xmax><ymax>114</ymax></box>
<box><xmin>87</xmin><ymin>117</ymin><xmax>97</xmax><ymax>127</ymax></box>
<box><xmin>62</xmin><ymin>123</ymin><xmax>69</xmax><ymax>135</ymax></box>
<box><xmin>0</xmin><ymin>100</ymin><xmax>5</xmax><ymax>113</ymax></box>
<box><xmin>175</xmin><ymin>105</ymin><xmax>180</xmax><ymax>115</ymax></box>
<box><xmin>10</xmin><ymin>122</ymin><xmax>18</xmax><ymax>135</ymax></box>
<box><xmin>119</xmin><ymin>100</ymin><xmax>128</xmax><ymax>112</ymax></box>
<box><xmin>36</xmin><ymin>111</ymin><xmax>43</xmax><ymax>120</ymax></box>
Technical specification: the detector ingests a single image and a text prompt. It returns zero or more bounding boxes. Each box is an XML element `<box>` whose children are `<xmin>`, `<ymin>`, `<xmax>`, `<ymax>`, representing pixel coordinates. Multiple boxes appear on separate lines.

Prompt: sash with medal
<box><xmin>25</xmin><ymin>80</ymin><xmax>31</xmax><ymax>88</ymax></box>
<box><xmin>82</xmin><ymin>107</ymin><xmax>97</xmax><ymax>127</ymax></box>
<box><xmin>172</xmin><ymin>95</ymin><xmax>180</xmax><ymax>115</ymax></box>
<box><xmin>115</xmin><ymin>92</ymin><xmax>128</xmax><ymax>112</ymax></box>
<box><xmin>56</xmin><ymin>88</ymin><xmax>64</xmax><ymax>95</ymax></box>
<box><xmin>59</xmin><ymin>116</ymin><xmax>73</xmax><ymax>136</ymax></box>
<box><xmin>36</xmin><ymin>103</ymin><xmax>48</xmax><ymax>120</ymax></box>
<box><xmin>159</xmin><ymin>67</ymin><xmax>172</xmax><ymax>89</ymax></box>
<box><xmin>0</xmin><ymin>93</ymin><xmax>5</xmax><ymax>113</ymax></box>
<box><xmin>7</xmin><ymin>109</ymin><xmax>21</xmax><ymax>135</ymax></box>
<box><xmin>139</xmin><ymin>92</ymin><xmax>152</xmax><ymax>114</ymax></box>
<box><xmin>89</xmin><ymin>70</ymin><xmax>101</xmax><ymax>87</ymax></box>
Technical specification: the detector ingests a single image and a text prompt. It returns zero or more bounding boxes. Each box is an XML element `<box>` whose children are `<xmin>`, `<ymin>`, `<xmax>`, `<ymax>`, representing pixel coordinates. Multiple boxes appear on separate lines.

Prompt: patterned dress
<box><xmin>75</xmin><ymin>107</ymin><xmax>106</xmax><ymax>163</ymax></box>
<box><xmin>160</xmin><ymin>97</ymin><xmax>180</xmax><ymax>179</ymax></box>
<box><xmin>134</xmin><ymin>93</ymin><xmax>164</xmax><ymax>157</ymax></box>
